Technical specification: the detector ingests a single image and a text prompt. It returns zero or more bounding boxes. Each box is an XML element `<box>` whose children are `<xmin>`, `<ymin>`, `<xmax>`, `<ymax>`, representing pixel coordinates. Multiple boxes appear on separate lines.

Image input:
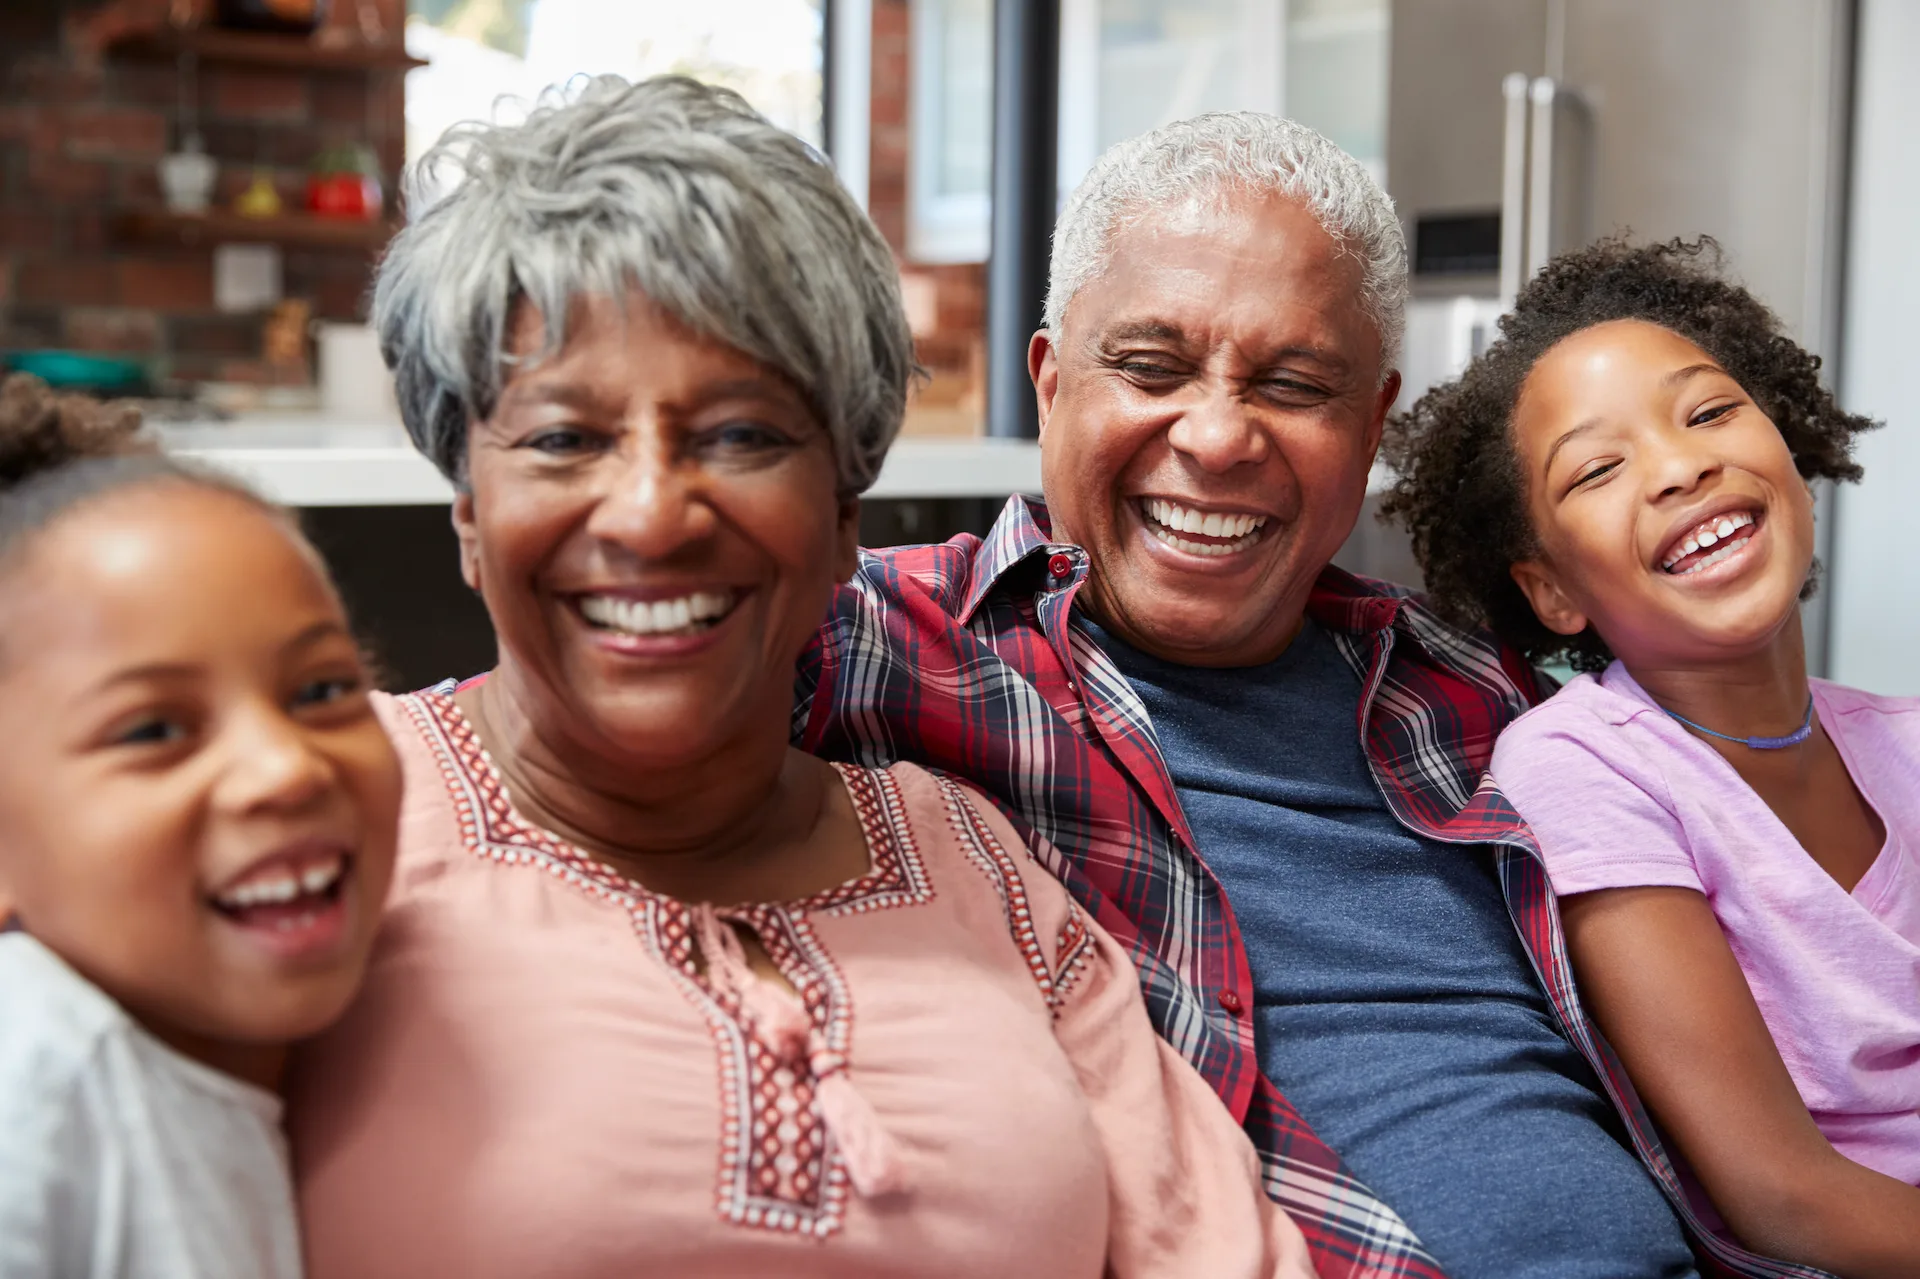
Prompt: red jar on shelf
<box><xmin>306</xmin><ymin>144</ymin><xmax>383</xmax><ymax>222</ymax></box>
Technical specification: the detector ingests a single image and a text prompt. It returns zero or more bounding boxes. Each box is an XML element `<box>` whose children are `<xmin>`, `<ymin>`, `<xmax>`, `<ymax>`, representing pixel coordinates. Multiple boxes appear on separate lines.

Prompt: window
<box><xmin>906</xmin><ymin>0</ymin><xmax>1388</xmax><ymax>263</ymax></box>
<box><xmin>405</xmin><ymin>0</ymin><xmax>825</xmax><ymax>170</ymax></box>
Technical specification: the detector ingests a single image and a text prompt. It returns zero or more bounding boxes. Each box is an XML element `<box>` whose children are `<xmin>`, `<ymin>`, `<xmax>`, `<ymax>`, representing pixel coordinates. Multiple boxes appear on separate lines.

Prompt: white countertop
<box><xmin>159</xmin><ymin>415</ymin><xmax>1043</xmax><ymax>507</ymax></box>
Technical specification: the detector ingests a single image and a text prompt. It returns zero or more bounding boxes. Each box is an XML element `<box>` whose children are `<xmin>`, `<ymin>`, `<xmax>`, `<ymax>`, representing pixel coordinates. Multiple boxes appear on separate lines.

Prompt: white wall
<box><xmin>1829</xmin><ymin>0</ymin><xmax>1920</xmax><ymax>695</ymax></box>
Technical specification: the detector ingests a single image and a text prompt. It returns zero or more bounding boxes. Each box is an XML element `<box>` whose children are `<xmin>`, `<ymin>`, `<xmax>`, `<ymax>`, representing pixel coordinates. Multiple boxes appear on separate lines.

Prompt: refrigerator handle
<box><xmin>1526</xmin><ymin>76</ymin><xmax>1560</xmax><ymax>285</ymax></box>
<box><xmin>1499</xmin><ymin>72</ymin><xmax>1531</xmax><ymax>310</ymax></box>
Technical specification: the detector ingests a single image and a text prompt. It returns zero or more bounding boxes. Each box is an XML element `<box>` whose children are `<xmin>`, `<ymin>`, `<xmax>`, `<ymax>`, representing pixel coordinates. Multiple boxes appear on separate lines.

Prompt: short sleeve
<box><xmin>1491</xmin><ymin>702</ymin><xmax>1702</xmax><ymax>897</ymax></box>
<box><xmin>950</xmin><ymin>784</ymin><xmax>1316</xmax><ymax>1279</ymax></box>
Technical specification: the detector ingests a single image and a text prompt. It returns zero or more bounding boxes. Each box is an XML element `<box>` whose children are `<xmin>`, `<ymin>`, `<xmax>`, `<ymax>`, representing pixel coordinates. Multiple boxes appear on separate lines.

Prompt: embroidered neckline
<box><xmin>395</xmin><ymin>689</ymin><xmax>934</xmax><ymax>1239</ymax></box>
<box><xmin>401</xmin><ymin>689</ymin><xmax>933</xmax><ymax>917</ymax></box>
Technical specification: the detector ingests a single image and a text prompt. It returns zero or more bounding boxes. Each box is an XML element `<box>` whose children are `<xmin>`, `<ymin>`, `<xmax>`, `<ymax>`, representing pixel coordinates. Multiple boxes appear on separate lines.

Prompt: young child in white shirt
<box><xmin>0</xmin><ymin>373</ymin><xmax>402</xmax><ymax>1278</ymax></box>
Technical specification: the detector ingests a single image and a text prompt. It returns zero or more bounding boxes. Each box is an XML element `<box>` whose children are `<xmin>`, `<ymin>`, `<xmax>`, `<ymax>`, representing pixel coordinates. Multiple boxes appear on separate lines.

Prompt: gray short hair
<box><xmin>1045</xmin><ymin>112</ymin><xmax>1408</xmax><ymax>374</ymax></box>
<box><xmin>375</xmin><ymin>75</ymin><xmax>915</xmax><ymax>494</ymax></box>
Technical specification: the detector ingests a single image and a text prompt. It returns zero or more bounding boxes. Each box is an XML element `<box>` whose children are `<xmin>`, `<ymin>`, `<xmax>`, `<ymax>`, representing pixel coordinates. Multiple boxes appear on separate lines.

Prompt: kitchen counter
<box><xmin>158</xmin><ymin>415</ymin><xmax>1044</xmax><ymax>506</ymax></box>
<box><xmin>157</xmin><ymin>414</ymin><xmax>1403</xmax><ymax>506</ymax></box>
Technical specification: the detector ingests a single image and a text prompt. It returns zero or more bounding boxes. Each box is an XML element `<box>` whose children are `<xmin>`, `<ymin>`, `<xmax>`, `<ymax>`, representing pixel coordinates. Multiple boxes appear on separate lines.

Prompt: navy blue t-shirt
<box><xmin>1087</xmin><ymin>618</ymin><xmax>1697</xmax><ymax>1279</ymax></box>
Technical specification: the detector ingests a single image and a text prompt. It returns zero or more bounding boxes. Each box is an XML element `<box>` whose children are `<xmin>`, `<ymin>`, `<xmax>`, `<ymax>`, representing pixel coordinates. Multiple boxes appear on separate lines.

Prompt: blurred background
<box><xmin>0</xmin><ymin>0</ymin><xmax>1913</xmax><ymax>693</ymax></box>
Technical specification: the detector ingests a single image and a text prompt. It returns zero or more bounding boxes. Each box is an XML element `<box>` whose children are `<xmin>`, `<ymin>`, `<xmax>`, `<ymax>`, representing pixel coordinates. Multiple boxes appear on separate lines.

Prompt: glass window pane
<box><xmin>1283</xmin><ymin>0</ymin><xmax>1389</xmax><ymax>177</ymax></box>
<box><xmin>405</xmin><ymin>0</ymin><xmax>825</xmax><ymax>168</ymax></box>
<box><xmin>1096</xmin><ymin>0</ymin><xmax>1245</xmax><ymax>153</ymax></box>
<box><xmin>933</xmin><ymin>0</ymin><xmax>992</xmax><ymax>197</ymax></box>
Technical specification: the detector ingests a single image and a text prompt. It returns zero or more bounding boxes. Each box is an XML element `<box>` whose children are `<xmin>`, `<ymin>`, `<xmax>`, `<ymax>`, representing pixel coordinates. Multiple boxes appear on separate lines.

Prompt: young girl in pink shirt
<box><xmin>1384</xmin><ymin>238</ymin><xmax>1918</xmax><ymax>1278</ymax></box>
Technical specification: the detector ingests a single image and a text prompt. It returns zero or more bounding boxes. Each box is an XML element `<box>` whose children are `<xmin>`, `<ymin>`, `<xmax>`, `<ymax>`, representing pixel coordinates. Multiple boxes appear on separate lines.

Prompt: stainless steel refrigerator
<box><xmin>1339</xmin><ymin>0</ymin><xmax>1856</xmax><ymax>671</ymax></box>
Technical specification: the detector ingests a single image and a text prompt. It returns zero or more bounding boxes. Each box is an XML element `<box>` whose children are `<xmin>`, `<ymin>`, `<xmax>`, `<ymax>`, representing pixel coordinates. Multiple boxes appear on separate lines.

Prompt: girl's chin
<box><xmin>1606</xmin><ymin>601</ymin><xmax>1804</xmax><ymax>668</ymax></box>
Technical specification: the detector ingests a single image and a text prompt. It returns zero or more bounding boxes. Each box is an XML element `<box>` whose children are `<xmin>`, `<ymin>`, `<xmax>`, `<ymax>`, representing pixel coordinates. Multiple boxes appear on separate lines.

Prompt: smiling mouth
<box><xmin>207</xmin><ymin>849</ymin><xmax>351</xmax><ymax>933</ymax></box>
<box><xmin>577</xmin><ymin>589</ymin><xmax>740</xmax><ymax>639</ymax></box>
<box><xmin>1659</xmin><ymin>509</ymin><xmax>1761</xmax><ymax>576</ymax></box>
<box><xmin>1140</xmin><ymin>498</ymin><xmax>1269</xmax><ymax>558</ymax></box>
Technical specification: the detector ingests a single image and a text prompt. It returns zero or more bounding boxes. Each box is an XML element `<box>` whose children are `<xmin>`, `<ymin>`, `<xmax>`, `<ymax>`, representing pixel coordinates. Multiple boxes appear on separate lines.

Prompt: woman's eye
<box><xmin>523</xmin><ymin>427</ymin><xmax>600</xmax><ymax>456</ymax></box>
<box><xmin>1689</xmin><ymin>402</ymin><xmax>1737</xmax><ymax>427</ymax></box>
<box><xmin>703</xmin><ymin>421</ymin><xmax>790</xmax><ymax>453</ymax></box>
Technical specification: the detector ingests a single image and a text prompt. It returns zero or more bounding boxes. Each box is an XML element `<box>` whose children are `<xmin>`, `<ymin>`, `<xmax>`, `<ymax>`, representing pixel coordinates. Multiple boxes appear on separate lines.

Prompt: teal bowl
<box><xmin>2</xmin><ymin>350</ymin><xmax>150</xmax><ymax>395</ymax></box>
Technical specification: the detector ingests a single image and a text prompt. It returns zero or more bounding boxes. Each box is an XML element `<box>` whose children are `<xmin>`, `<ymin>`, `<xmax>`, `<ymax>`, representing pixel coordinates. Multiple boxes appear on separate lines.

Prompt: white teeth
<box><xmin>1661</xmin><ymin>511</ymin><xmax>1757</xmax><ymax>571</ymax></box>
<box><xmin>300</xmin><ymin>861</ymin><xmax>342</xmax><ymax>895</ymax></box>
<box><xmin>1147</xmin><ymin>522</ymin><xmax>1263</xmax><ymax>558</ymax></box>
<box><xmin>580</xmin><ymin>590</ymin><xmax>735</xmax><ymax>637</ymax></box>
<box><xmin>1144</xmin><ymin>499</ymin><xmax>1266</xmax><ymax>545</ymax></box>
<box><xmin>214</xmin><ymin>855</ymin><xmax>343</xmax><ymax>910</ymax></box>
<box><xmin>1672</xmin><ymin>533</ymin><xmax>1753</xmax><ymax>575</ymax></box>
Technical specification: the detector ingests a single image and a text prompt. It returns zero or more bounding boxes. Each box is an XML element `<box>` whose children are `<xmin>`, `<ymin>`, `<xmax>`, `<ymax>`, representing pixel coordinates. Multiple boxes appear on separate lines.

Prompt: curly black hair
<box><xmin>1378</xmin><ymin>236</ymin><xmax>1876</xmax><ymax>673</ymax></box>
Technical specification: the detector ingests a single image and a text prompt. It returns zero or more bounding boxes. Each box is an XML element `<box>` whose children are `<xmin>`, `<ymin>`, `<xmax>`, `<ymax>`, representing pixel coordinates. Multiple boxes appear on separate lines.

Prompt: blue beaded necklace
<box><xmin>1663</xmin><ymin>697</ymin><xmax>1815</xmax><ymax>750</ymax></box>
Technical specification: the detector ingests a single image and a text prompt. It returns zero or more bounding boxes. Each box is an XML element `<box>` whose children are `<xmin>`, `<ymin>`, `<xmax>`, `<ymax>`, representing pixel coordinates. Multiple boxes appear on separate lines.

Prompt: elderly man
<box><xmin>798</xmin><ymin>116</ymin><xmax>1708</xmax><ymax>1278</ymax></box>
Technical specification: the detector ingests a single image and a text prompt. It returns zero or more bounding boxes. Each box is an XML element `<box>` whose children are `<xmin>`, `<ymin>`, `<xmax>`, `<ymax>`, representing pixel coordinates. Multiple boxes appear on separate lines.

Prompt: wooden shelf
<box><xmin>113</xmin><ymin>209</ymin><xmax>395</xmax><ymax>250</ymax></box>
<box><xmin>107</xmin><ymin>28</ymin><xmax>425</xmax><ymax>72</ymax></box>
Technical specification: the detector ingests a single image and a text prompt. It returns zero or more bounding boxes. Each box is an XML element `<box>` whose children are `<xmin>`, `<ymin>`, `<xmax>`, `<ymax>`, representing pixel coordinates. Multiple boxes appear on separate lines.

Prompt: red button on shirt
<box><xmin>1217</xmin><ymin>990</ymin><xmax>1244</xmax><ymax>1016</ymax></box>
<box><xmin>1047</xmin><ymin>552</ymin><xmax>1075</xmax><ymax>579</ymax></box>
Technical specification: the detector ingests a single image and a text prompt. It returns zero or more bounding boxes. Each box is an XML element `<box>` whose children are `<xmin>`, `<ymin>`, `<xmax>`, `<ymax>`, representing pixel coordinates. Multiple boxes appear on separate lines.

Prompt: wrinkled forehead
<box><xmin>1067</xmin><ymin>192</ymin><xmax>1378</xmax><ymax>371</ymax></box>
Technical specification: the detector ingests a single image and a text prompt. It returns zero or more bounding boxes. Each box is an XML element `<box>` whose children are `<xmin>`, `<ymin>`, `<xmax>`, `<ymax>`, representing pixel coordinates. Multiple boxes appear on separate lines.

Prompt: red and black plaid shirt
<box><xmin>795</xmin><ymin>496</ymin><xmax>1827</xmax><ymax>1279</ymax></box>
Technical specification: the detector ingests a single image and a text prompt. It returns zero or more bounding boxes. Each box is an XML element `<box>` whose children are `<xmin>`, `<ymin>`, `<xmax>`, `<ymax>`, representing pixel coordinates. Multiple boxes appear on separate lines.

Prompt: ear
<box><xmin>1029</xmin><ymin>329</ymin><xmax>1059</xmax><ymax>438</ymax></box>
<box><xmin>451</xmin><ymin>491</ymin><xmax>482</xmax><ymax>594</ymax></box>
<box><xmin>1364</xmin><ymin>370</ymin><xmax>1402</xmax><ymax>464</ymax></box>
<box><xmin>833</xmin><ymin>497</ymin><xmax>861</xmax><ymax>581</ymax></box>
<box><xmin>1510</xmin><ymin>558</ymin><xmax>1590</xmax><ymax>637</ymax></box>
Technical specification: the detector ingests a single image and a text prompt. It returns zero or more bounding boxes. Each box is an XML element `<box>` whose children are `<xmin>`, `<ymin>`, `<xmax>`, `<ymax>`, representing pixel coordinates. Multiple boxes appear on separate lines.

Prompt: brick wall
<box><xmin>870</xmin><ymin>0</ymin><xmax>987</xmax><ymax>436</ymax></box>
<box><xmin>0</xmin><ymin>0</ymin><xmax>407</xmax><ymax>386</ymax></box>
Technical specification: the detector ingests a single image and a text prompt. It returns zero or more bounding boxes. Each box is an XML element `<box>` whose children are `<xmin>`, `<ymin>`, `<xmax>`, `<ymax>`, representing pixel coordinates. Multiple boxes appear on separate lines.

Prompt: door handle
<box><xmin>1499</xmin><ymin>72</ymin><xmax>1531</xmax><ymax>310</ymax></box>
<box><xmin>1526</xmin><ymin>76</ymin><xmax>1560</xmax><ymax>285</ymax></box>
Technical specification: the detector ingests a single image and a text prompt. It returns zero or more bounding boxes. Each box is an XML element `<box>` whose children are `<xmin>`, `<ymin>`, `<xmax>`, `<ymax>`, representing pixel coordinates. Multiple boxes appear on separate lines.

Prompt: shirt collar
<box><xmin>957</xmin><ymin>495</ymin><xmax>1074</xmax><ymax>623</ymax></box>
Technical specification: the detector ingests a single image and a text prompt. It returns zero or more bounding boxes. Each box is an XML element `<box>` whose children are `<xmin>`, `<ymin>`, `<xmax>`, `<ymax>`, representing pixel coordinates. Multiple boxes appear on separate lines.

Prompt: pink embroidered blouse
<box><xmin>285</xmin><ymin>691</ymin><xmax>1312</xmax><ymax>1278</ymax></box>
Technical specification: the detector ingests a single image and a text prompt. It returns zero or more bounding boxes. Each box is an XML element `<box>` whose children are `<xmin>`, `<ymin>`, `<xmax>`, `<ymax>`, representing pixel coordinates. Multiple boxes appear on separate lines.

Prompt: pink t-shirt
<box><xmin>1490</xmin><ymin>663</ymin><xmax>1920</xmax><ymax>1187</ymax></box>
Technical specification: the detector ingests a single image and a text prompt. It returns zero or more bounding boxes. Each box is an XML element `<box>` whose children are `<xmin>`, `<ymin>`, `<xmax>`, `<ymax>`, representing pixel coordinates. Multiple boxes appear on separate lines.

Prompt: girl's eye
<box><xmin>1689</xmin><ymin>402</ymin><xmax>1737</xmax><ymax>427</ymax></box>
<box><xmin>1571</xmin><ymin>460</ymin><xmax>1620</xmax><ymax>490</ymax></box>
<box><xmin>292</xmin><ymin>676</ymin><xmax>362</xmax><ymax>708</ymax></box>
<box><xmin>115</xmin><ymin>717</ymin><xmax>187</xmax><ymax>747</ymax></box>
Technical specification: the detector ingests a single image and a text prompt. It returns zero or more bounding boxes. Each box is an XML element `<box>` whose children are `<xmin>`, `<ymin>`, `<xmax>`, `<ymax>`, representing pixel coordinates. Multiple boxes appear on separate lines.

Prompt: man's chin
<box><xmin>1095</xmin><ymin>600</ymin><xmax>1284</xmax><ymax>666</ymax></box>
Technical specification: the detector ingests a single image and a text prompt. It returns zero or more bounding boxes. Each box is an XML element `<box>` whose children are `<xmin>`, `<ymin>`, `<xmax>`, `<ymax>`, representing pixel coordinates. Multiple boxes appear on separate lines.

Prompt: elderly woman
<box><xmin>284</xmin><ymin>77</ymin><xmax>1310</xmax><ymax>1278</ymax></box>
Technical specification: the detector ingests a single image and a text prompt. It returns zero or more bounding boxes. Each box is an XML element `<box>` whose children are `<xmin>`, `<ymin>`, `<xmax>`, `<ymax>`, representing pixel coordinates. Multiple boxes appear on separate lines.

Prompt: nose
<box><xmin>215</xmin><ymin>704</ymin><xmax>334</xmax><ymax>818</ymax></box>
<box><xmin>1645</xmin><ymin>424</ymin><xmax>1724</xmax><ymax>501</ymax></box>
<box><xmin>584</xmin><ymin>435</ymin><xmax>717</xmax><ymax>560</ymax></box>
<box><xmin>1164</xmin><ymin>382</ymin><xmax>1269</xmax><ymax>474</ymax></box>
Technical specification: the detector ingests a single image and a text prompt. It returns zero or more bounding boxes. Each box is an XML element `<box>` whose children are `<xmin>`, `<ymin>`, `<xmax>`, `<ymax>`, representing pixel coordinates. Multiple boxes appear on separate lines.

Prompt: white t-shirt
<box><xmin>0</xmin><ymin>933</ymin><xmax>303</xmax><ymax>1279</ymax></box>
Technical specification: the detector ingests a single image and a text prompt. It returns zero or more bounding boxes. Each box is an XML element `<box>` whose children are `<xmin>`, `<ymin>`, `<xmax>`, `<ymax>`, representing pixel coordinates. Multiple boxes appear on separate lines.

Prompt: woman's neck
<box><xmin>458</xmin><ymin>663</ymin><xmax>827</xmax><ymax>904</ymax></box>
<box><xmin>1621</xmin><ymin>611</ymin><xmax>1813</xmax><ymax>759</ymax></box>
